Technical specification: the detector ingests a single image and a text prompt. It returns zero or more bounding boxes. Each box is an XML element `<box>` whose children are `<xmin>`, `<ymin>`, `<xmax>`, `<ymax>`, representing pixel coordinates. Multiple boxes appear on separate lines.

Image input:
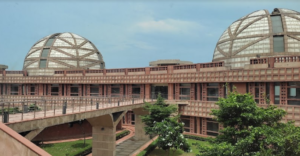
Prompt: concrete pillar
<box><xmin>87</xmin><ymin>114</ymin><xmax>115</xmax><ymax>156</ymax></box>
<box><xmin>92</xmin><ymin>125</ymin><xmax>115</xmax><ymax>156</ymax></box>
<box><xmin>87</xmin><ymin>111</ymin><xmax>127</xmax><ymax>156</ymax></box>
<box><xmin>133</xmin><ymin>108</ymin><xmax>149</xmax><ymax>141</ymax></box>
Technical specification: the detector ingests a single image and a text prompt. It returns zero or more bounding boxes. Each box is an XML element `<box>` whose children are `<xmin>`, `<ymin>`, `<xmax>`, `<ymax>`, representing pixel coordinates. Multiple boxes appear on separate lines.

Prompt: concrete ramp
<box><xmin>0</xmin><ymin>122</ymin><xmax>50</xmax><ymax>156</ymax></box>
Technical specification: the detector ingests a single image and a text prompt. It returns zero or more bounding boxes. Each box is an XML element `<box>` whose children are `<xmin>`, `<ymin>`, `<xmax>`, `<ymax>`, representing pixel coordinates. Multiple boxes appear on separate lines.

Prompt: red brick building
<box><xmin>1</xmin><ymin>8</ymin><xmax>300</xmax><ymax>139</ymax></box>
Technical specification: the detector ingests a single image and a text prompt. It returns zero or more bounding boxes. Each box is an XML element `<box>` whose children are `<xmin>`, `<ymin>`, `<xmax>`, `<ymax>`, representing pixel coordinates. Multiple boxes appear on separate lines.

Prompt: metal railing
<box><xmin>0</xmin><ymin>95</ymin><xmax>152</xmax><ymax>124</ymax></box>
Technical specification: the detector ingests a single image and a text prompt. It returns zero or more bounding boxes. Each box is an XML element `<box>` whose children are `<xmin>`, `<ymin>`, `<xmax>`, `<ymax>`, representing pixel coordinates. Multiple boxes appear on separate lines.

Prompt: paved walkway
<box><xmin>116</xmin><ymin>138</ymin><xmax>149</xmax><ymax>156</ymax></box>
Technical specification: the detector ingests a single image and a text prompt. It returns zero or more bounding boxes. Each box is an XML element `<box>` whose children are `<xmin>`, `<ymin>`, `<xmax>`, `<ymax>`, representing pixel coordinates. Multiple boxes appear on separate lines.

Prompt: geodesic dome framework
<box><xmin>213</xmin><ymin>8</ymin><xmax>300</xmax><ymax>68</ymax></box>
<box><xmin>23</xmin><ymin>32</ymin><xmax>105</xmax><ymax>72</ymax></box>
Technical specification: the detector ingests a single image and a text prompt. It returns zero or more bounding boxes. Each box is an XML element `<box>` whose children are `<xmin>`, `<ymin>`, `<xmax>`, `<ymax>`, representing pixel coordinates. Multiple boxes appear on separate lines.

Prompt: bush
<box><xmin>29</xmin><ymin>104</ymin><xmax>41</xmax><ymax>111</ymax></box>
<box><xmin>0</xmin><ymin>107</ymin><xmax>20</xmax><ymax>114</ymax></box>
<box><xmin>116</xmin><ymin>130</ymin><xmax>130</xmax><ymax>140</ymax></box>
<box><xmin>184</xmin><ymin>134</ymin><xmax>216</xmax><ymax>143</ymax></box>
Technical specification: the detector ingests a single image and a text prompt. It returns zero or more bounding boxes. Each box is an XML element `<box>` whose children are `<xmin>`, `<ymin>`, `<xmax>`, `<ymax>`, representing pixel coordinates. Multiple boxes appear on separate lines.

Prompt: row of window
<box><xmin>3</xmin><ymin>82</ymin><xmax>300</xmax><ymax>105</ymax></box>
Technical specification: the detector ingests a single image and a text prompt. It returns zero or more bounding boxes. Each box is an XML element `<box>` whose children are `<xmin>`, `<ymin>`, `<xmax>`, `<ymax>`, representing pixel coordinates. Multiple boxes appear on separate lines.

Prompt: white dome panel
<box><xmin>27</xmin><ymin>62</ymin><xmax>39</xmax><ymax>68</ymax></box>
<box><xmin>53</xmin><ymin>39</ymin><xmax>72</xmax><ymax>47</ymax></box>
<box><xmin>213</xmin><ymin>8</ymin><xmax>300</xmax><ymax>69</ymax></box>
<box><xmin>24</xmin><ymin>32</ymin><xmax>105</xmax><ymax>71</ymax></box>
<box><xmin>85</xmin><ymin>53</ymin><xmax>99</xmax><ymax>60</ymax></box>
<box><xmin>33</xmin><ymin>39</ymin><xmax>46</xmax><ymax>48</ymax></box>
<box><xmin>59</xmin><ymin>33</ymin><xmax>73</xmax><ymax>38</ymax></box>
<box><xmin>50</xmin><ymin>50</ymin><xmax>71</xmax><ymax>58</ymax></box>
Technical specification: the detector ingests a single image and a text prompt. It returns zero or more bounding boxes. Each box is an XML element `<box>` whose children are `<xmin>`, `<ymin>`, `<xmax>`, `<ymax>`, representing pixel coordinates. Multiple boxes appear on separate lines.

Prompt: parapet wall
<box><xmin>0</xmin><ymin>122</ymin><xmax>50</xmax><ymax>156</ymax></box>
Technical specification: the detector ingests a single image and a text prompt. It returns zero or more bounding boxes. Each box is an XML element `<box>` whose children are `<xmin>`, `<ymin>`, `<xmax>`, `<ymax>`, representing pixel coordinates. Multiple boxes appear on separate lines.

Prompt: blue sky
<box><xmin>0</xmin><ymin>0</ymin><xmax>299</xmax><ymax>70</ymax></box>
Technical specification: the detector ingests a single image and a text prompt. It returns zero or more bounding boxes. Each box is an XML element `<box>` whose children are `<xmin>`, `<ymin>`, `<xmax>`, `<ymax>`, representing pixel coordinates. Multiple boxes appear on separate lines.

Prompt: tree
<box><xmin>198</xmin><ymin>90</ymin><xmax>300</xmax><ymax>156</ymax></box>
<box><xmin>141</xmin><ymin>93</ymin><xmax>177</xmax><ymax>137</ymax></box>
<box><xmin>153</xmin><ymin>117</ymin><xmax>191</xmax><ymax>155</ymax></box>
<box><xmin>141</xmin><ymin>93</ymin><xmax>191</xmax><ymax>155</ymax></box>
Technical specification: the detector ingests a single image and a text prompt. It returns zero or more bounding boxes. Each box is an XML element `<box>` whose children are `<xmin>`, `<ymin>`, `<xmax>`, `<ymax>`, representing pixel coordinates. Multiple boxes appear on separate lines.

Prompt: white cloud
<box><xmin>136</xmin><ymin>19</ymin><xmax>201</xmax><ymax>33</ymax></box>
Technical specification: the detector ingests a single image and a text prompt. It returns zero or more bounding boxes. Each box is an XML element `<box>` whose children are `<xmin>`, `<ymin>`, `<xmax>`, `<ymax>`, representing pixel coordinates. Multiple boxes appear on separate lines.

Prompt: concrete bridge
<box><xmin>0</xmin><ymin>96</ymin><xmax>153</xmax><ymax>156</ymax></box>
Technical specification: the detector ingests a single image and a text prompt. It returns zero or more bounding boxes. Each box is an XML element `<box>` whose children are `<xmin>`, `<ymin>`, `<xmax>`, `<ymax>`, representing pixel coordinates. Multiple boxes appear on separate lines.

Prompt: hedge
<box><xmin>0</xmin><ymin>107</ymin><xmax>20</xmax><ymax>114</ymax></box>
<box><xmin>183</xmin><ymin>134</ymin><xmax>216</xmax><ymax>143</ymax></box>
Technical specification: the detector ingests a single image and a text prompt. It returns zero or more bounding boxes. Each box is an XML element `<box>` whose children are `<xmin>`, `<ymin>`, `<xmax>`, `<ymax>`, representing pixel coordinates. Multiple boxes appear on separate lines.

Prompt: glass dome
<box><xmin>23</xmin><ymin>32</ymin><xmax>105</xmax><ymax>74</ymax></box>
<box><xmin>212</xmin><ymin>8</ymin><xmax>300</xmax><ymax>68</ymax></box>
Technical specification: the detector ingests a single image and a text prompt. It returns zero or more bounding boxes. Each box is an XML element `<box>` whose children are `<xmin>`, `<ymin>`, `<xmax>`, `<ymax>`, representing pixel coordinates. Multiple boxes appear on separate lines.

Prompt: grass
<box><xmin>40</xmin><ymin>129</ymin><xmax>130</xmax><ymax>156</ymax></box>
<box><xmin>40</xmin><ymin>139</ymin><xmax>92</xmax><ymax>156</ymax></box>
<box><xmin>147</xmin><ymin>139</ymin><xmax>211</xmax><ymax>156</ymax></box>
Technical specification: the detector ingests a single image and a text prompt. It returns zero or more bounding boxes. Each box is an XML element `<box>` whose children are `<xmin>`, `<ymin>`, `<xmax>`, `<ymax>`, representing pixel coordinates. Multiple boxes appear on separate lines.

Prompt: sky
<box><xmin>0</xmin><ymin>0</ymin><xmax>299</xmax><ymax>70</ymax></box>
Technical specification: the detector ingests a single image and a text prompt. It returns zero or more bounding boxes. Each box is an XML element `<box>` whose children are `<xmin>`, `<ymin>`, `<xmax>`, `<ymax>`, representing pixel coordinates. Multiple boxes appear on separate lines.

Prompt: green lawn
<box><xmin>40</xmin><ymin>130</ymin><xmax>130</xmax><ymax>156</ymax></box>
<box><xmin>148</xmin><ymin>139</ymin><xmax>211</xmax><ymax>156</ymax></box>
<box><xmin>40</xmin><ymin>139</ymin><xmax>92</xmax><ymax>156</ymax></box>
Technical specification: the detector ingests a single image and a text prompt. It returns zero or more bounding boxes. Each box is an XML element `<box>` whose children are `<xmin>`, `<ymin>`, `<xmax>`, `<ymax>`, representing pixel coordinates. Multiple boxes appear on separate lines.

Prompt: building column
<box><xmin>197</xmin><ymin>83</ymin><xmax>201</xmax><ymax>100</ymax></box>
<box><xmin>269</xmin><ymin>82</ymin><xmax>274</xmax><ymax>104</ymax></box>
<box><xmin>133</xmin><ymin>108</ymin><xmax>149</xmax><ymax>141</ymax></box>
<box><xmin>175</xmin><ymin>83</ymin><xmax>180</xmax><ymax>100</ymax></box>
<box><xmin>168</xmin><ymin>83</ymin><xmax>174</xmax><ymax>100</ymax></box>
<box><xmin>140</xmin><ymin>84</ymin><xmax>145</xmax><ymax>99</ymax></box>
<box><xmin>190</xmin><ymin>84</ymin><xmax>195</xmax><ymax>100</ymax></box>
<box><xmin>202</xmin><ymin>84</ymin><xmax>207</xmax><ymax>101</ymax></box>
<box><xmin>280</xmin><ymin>82</ymin><xmax>287</xmax><ymax>105</ymax></box>
<box><xmin>3</xmin><ymin>84</ymin><xmax>6</xmax><ymax>95</ymax></box>
<box><xmin>190</xmin><ymin>116</ymin><xmax>195</xmax><ymax>133</ymax></box>
<box><xmin>107</xmin><ymin>85</ymin><xmax>111</xmax><ymax>97</ymax></box>
<box><xmin>103</xmin><ymin>85</ymin><xmax>107</xmax><ymax>96</ymax></box>
<box><xmin>197</xmin><ymin>117</ymin><xmax>201</xmax><ymax>134</ymax></box>
<box><xmin>18</xmin><ymin>84</ymin><xmax>22</xmax><ymax>95</ymax></box>
<box><xmin>145</xmin><ymin>84</ymin><xmax>151</xmax><ymax>99</ymax></box>
<box><xmin>87</xmin><ymin>111</ymin><xmax>127</xmax><ymax>156</ymax></box>
<box><xmin>202</xmin><ymin>118</ymin><xmax>207</xmax><ymax>135</ymax></box>
<box><xmin>59</xmin><ymin>84</ymin><xmax>63</xmax><ymax>96</ymax></box>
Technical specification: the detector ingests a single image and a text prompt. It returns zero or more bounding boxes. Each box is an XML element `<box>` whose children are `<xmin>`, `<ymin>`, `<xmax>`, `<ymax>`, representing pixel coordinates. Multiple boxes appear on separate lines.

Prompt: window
<box><xmin>30</xmin><ymin>85</ymin><xmax>35</xmax><ymax>95</ymax></box>
<box><xmin>273</xmin><ymin>36</ymin><xmax>285</xmax><ymax>52</ymax></box>
<box><xmin>271</xmin><ymin>16</ymin><xmax>283</xmax><ymax>33</ymax></box>
<box><xmin>207</xmin><ymin>88</ymin><xmax>218</xmax><ymax>96</ymax></box>
<box><xmin>207</xmin><ymin>83</ymin><xmax>219</xmax><ymax>101</ymax></box>
<box><xmin>274</xmin><ymin>83</ymin><xmax>280</xmax><ymax>104</ymax></box>
<box><xmin>11</xmin><ymin>84</ymin><xmax>19</xmax><ymax>95</ymax></box>
<box><xmin>111</xmin><ymin>84</ymin><xmax>120</xmax><ymax>97</ymax></box>
<box><xmin>41</xmin><ymin>48</ymin><xmax>50</xmax><ymax>57</ymax></box>
<box><xmin>70</xmin><ymin>84</ymin><xmax>79</xmax><ymax>96</ymax></box>
<box><xmin>180</xmin><ymin>83</ymin><xmax>191</xmax><ymax>100</ymax></box>
<box><xmin>180</xmin><ymin>117</ymin><xmax>190</xmax><ymax>132</ymax></box>
<box><xmin>287</xmin><ymin>82</ymin><xmax>300</xmax><ymax>105</ymax></box>
<box><xmin>132</xmin><ymin>84</ymin><xmax>140</xmax><ymax>98</ymax></box>
<box><xmin>51</xmin><ymin>84</ymin><xmax>59</xmax><ymax>96</ymax></box>
<box><xmin>90</xmin><ymin>84</ymin><xmax>99</xmax><ymax>96</ymax></box>
<box><xmin>207</xmin><ymin>119</ymin><xmax>219</xmax><ymax>136</ymax></box>
<box><xmin>39</xmin><ymin>59</ymin><xmax>47</xmax><ymax>68</ymax></box>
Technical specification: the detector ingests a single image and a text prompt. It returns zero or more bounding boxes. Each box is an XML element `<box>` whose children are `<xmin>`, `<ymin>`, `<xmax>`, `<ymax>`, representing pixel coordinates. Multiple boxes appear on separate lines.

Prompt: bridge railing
<box><xmin>0</xmin><ymin>95</ymin><xmax>153</xmax><ymax>124</ymax></box>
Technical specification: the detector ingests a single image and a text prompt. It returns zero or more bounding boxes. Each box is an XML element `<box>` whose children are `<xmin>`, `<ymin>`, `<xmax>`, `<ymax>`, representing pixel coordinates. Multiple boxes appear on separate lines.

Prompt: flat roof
<box><xmin>0</xmin><ymin>64</ymin><xmax>8</xmax><ymax>70</ymax></box>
